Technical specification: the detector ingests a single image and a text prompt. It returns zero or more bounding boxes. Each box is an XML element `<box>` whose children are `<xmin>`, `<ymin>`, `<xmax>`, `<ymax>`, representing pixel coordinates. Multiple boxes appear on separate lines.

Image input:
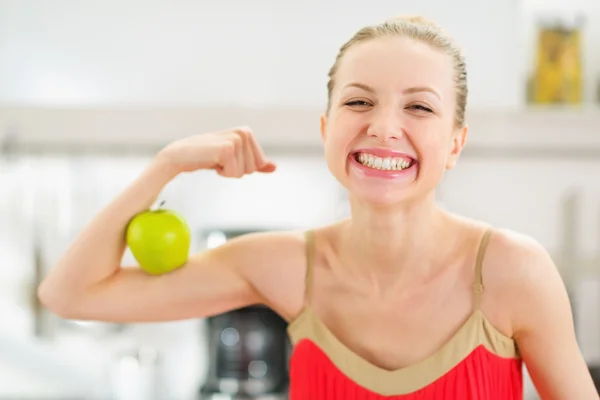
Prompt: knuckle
<box><xmin>234</xmin><ymin>126</ymin><xmax>252</xmax><ymax>136</ymax></box>
<box><xmin>221</xmin><ymin>141</ymin><xmax>234</xmax><ymax>151</ymax></box>
<box><xmin>231</xmin><ymin>134</ymin><xmax>243</xmax><ymax>146</ymax></box>
<box><xmin>220</xmin><ymin>143</ymin><xmax>235</xmax><ymax>158</ymax></box>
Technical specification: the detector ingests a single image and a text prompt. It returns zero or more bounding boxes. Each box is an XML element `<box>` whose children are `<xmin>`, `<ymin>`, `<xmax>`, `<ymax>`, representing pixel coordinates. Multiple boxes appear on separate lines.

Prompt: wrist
<box><xmin>147</xmin><ymin>154</ymin><xmax>180</xmax><ymax>184</ymax></box>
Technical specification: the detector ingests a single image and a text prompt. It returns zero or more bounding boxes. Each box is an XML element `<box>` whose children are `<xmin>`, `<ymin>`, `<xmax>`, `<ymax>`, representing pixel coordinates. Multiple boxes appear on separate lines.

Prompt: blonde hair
<box><xmin>326</xmin><ymin>15</ymin><xmax>468</xmax><ymax>129</ymax></box>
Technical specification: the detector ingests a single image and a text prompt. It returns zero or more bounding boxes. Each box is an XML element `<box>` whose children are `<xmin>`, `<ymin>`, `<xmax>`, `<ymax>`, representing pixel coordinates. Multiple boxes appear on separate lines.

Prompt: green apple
<box><xmin>126</xmin><ymin>202</ymin><xmax>191</xmax><ymax>275</ymax></box>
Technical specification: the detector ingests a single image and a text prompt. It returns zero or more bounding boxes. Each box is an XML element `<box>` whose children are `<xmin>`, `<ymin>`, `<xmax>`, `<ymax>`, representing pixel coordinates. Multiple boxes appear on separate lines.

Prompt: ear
<box><xmin>320</xmin><ymin>114</ymin><xmax>328</xmax><ymax>143</ymax></box>
<box><xmin>446</xmin><ymin>124</ymin><xmax>468</xmax><ymax>170</ymax></box>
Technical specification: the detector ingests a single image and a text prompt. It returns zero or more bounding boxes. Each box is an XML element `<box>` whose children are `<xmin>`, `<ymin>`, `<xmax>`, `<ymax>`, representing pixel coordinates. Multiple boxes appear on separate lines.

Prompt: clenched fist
<box><xmin>156</xmin><ymin>127</ymin><xmax>277</xmax><ymax>177</ymax></box>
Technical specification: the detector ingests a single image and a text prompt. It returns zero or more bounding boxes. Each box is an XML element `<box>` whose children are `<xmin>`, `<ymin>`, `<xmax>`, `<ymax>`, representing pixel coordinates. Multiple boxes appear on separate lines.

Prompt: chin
<box><xmin>349</xmin><ymin>187</ymin><xmax>419</xmax><ymax>209</ymax></box>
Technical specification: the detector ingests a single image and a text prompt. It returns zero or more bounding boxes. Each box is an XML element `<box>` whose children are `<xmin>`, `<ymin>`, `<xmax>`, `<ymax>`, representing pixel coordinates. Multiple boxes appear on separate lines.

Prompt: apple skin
<box><xmin>126</xmin><ymin>208</ymin><xmax>191</xmax><ymax>275</ymax></box>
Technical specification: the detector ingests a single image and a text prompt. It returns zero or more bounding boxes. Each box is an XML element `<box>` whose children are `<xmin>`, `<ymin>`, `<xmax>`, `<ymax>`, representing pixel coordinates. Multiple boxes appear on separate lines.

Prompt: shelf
<box><xmin>0</xmin><ymin>104</ymin><xmax>598</xmax><ymax>156</ymax></box>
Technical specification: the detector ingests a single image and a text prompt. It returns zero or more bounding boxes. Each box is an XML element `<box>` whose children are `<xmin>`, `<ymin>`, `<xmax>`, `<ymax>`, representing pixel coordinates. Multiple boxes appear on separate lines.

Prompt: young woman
<box><xmin>38</xmin><ymin>15</ymin><xmax>598</xmax><ymax>399</ymax></box>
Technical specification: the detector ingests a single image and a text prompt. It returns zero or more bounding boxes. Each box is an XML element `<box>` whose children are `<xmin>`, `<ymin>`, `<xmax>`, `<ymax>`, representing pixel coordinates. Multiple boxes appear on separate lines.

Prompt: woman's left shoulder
<box><xmin>484</xmin><ymin>228</ymin><xmax>559</xmax><ymax>286</ymax></box>
<box><xmin>483</xmin><ymin>228</ymin><xmax>569</xmax><ymax>335</ymax></box>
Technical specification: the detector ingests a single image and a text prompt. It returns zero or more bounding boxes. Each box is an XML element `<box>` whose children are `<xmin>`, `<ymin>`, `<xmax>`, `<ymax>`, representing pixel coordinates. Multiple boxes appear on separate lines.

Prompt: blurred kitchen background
<box><xmin>1</xmin><ymin>0</ymin><xmax>600</xmax><ymax>399</ymax></box>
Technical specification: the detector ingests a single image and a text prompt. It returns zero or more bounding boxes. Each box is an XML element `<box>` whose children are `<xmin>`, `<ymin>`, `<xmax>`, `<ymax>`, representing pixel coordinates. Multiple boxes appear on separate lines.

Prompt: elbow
<box><xmin>37</xmin><ymin>280</ymin><xmax>80</xmax><ymax>319</ymax></box>
<box><xmin>37</xmin><ymin>280</ymin><xmax>62</xmax><ymax>314</ymax></box>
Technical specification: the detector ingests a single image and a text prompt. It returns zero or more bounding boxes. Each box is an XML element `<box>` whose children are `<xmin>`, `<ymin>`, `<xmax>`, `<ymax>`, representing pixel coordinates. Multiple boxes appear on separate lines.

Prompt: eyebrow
<box><xmin>342</xmin><ymin>82</ymin><xmax>441</xmax><ymax>100</ymax></box>
<box><xmin>403</xmin><ymin>86</ymin><xmax>442</xmax><ymax>100</ymax></box>
<box><xmin>342</xmin><ymin>82</ymin><xmax>376</xmax><ymax>93</ymax></box>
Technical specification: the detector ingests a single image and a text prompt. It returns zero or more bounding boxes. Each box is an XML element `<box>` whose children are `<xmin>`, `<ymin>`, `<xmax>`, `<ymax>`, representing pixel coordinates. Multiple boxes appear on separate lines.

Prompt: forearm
<box><xmin>38</xmin><ymin>157</ymin><xmax>179</xmax><ymax>307</ymax></box>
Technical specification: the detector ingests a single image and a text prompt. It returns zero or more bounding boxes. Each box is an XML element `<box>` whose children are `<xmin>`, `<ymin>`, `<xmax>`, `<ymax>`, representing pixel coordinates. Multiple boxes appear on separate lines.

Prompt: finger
<box><xmin>258</xmin><ymin>162</ymin><xmax>277</xmax><ymax>173</ymax></box>
<box><xmin>246</xmin><ymin>131</ymin><xmax>275</xmax><ymax>172</ymax></box>
<box><xmin>233</xmin><ymin>128</ymin><xmax>255</xmax><ymax>174</ymax></box>
<box><xmin>219</xmin><ymin>141</ymin><xmax>242</xmax><ymax>177</ymax></box>
<box><xmin>233</xmin><ymin>133</ymin><xmax>245</xmax><ymax>177</ymax></box>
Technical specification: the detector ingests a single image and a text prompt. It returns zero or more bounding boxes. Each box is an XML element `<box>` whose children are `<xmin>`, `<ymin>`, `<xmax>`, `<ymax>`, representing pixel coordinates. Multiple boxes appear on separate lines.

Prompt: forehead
<box><xmin>334</xmin><ymin>36</ymin><xmax>455</xmax><ymax>96</ymax></box>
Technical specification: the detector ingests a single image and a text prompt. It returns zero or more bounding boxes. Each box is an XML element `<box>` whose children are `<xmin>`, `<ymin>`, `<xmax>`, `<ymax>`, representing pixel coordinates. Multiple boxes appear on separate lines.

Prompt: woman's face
<box><xmin>321</xmin><ymin>36</ymin><xmax>467</xmax><ymax>207</ymax></box>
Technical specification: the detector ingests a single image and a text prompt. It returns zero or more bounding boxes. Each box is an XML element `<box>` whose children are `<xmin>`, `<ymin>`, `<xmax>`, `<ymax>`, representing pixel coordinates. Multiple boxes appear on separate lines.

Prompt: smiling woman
<box><xmin>321</xmin><ymin>16</ymin><xmax>466</xmax><ymax>209</ymax></box>
<box><xmin>38</xmin><ymin>13</ymin><xmax>598</xmax><ymax>400</ymax></box>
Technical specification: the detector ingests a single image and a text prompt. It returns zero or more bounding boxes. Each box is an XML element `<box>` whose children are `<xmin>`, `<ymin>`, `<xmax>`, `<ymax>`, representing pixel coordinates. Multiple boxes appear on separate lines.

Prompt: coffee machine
<box><xmin>198</xmin><ymin>229</ymin><xmax>290</xmax><ymax>400</ymax></box>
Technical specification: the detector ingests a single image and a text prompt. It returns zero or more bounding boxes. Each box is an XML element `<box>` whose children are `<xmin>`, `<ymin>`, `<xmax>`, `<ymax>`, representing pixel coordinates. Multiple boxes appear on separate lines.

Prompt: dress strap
<box><xmin>303</xmin><ymin>230</ymin><xmax>316</xmax><ymax>305</ymax></box>
<box><xmin>473</xmin><ymin>228</ymin><xmax>493</xmax><ymax>309</ymax></box>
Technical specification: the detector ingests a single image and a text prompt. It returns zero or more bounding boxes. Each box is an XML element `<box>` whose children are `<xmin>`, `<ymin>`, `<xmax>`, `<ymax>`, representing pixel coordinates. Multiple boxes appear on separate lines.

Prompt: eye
<box><xmin>344</xmin><ymin>100</ymin><xmax>372</xmax><ymax>108</ymax></box>
<box><xmin>407</xmin><ymin>104</ymin><xmax>434</xmax><ymax>113</ymax></box>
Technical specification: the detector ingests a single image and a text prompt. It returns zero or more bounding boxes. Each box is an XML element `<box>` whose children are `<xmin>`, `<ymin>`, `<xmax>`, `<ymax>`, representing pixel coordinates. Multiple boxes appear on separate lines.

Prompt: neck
<box><xmin>340</xmin><ymin>192</ymin><xmax>454</xmax><ymax>290</ymax></box>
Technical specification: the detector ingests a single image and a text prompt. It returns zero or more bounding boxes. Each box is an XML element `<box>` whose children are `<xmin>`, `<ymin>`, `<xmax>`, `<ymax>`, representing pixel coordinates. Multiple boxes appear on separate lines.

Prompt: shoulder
<box><xmin>221</xmin><ymin>229</ymin><xmax>308</xmax><ymax>261</ymax></box>
<box><xmin>217</xmin><ymin>227</ymin><xmax>324</xmax><ymax>321</ymax></box>
<box><xmin>485</xmin><ymin>228</ymin><xmax>557</xmax><ymax>284</ymax></box>
<box><xmin>480</xmin><ymin>228</ymin><xmax>598</xmax><ymax>397</ymax></box>
<box><xmin>483</xmin><ymin>228</ymin><xmax>569</xmax><ymax>337</ymax></box>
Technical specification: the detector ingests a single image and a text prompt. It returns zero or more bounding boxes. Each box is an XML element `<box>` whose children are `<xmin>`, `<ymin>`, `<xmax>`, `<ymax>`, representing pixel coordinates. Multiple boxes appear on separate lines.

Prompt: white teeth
<box><xmin>356</xmin><ymin>153</ymin><xmax>412</xmax><ymax>171</ymax></box>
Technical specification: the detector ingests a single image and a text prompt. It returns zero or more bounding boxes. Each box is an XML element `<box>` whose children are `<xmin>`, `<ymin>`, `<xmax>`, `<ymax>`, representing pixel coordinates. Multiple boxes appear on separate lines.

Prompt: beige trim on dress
<box><xmin>287</xmin><ymin>306</ymin><xmax>520</xmax><ymax>396</ymax></box>
<box><xmin>287</xmin><ymin>228</ymin><xmax>520</xmax><ymax>396</ymax></box>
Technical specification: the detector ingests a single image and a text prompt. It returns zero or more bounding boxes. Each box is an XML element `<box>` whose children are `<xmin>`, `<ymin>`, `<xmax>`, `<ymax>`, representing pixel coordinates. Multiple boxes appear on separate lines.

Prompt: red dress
<box><xmin>287</xmin><ymin>230</ymin><xmax>523</xmax><ymax>399</ymax></box>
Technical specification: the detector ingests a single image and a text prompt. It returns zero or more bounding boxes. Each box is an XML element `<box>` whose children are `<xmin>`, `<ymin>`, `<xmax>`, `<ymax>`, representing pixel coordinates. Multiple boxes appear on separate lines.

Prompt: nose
<box><xmin>366</xmin><ymin>105</ymin><xmax>404</xmax><ymax>142</ymax></box>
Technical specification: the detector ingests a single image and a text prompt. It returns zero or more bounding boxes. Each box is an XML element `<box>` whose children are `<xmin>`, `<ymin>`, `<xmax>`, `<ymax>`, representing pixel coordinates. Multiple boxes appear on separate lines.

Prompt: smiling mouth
<box><xmin>353</xmin><ymin>152</ymin><xmax>416</xmax><ymax>171</ymax></box>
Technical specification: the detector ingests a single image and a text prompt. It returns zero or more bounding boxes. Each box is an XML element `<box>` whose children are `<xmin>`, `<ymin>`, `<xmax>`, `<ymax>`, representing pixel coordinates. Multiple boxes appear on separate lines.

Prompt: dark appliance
<box><xmin>199</xmin><ymin>229</ymin><xmax>290</xmax><ymax>400</ymax></box>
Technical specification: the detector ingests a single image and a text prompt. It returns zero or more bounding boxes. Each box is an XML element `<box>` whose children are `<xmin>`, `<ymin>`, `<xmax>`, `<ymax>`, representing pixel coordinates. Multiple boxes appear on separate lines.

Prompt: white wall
<box><xmin>2</xmin><ymin>0</ymin><xmax>598</xmax><ymax>109</ymax></box>
<box><xmin>443</xmin><ymin>159</ymin><xmax>600</xmax><ymax>260</ymax></box>
<box><xmin>1</xmin><ymin>0</ymin><xmax>598</xmax><ymax>150</ymax></box>
<box><xmin>168</xmin><ymin>155</ymin><xmax>342</xmax><ymax>232</ymax></box>
<box><xmin>0</xmin><ymin>0</ymin><xmax>522</xmax><ymax>109</ymax></box>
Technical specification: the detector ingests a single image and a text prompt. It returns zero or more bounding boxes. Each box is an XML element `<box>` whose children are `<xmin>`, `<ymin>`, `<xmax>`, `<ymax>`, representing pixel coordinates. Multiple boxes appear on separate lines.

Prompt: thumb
<box><xmin>258</xmin><ymin>161</ymin><xmax>277</xmax><ymax>173</ymax></box>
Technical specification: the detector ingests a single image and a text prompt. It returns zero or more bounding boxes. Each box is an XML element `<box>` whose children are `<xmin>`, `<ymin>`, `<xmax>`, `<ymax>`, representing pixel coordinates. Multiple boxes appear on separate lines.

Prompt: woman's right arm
<box><xmin>37</xmin><ymin>127</ymin><xmax>302</xmax><ymax>323</ymax></box>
